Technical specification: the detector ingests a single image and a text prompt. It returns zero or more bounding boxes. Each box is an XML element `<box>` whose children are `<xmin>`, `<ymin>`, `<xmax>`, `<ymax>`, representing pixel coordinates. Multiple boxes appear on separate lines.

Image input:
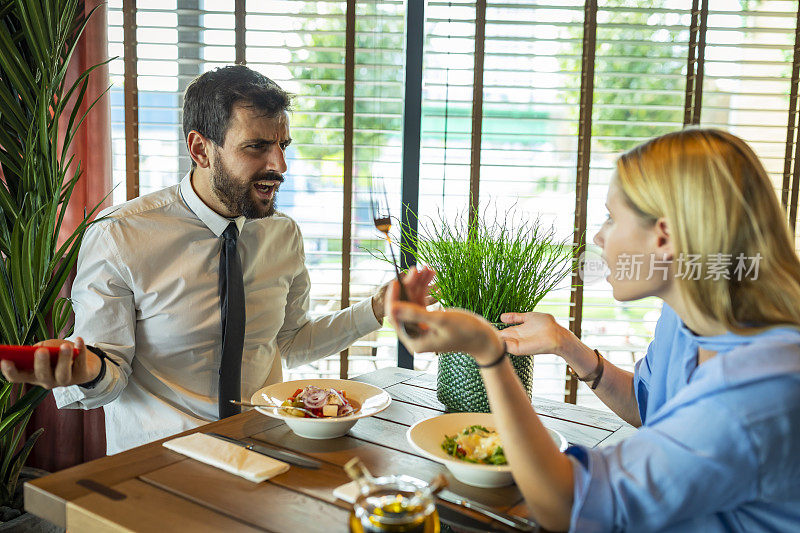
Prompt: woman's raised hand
<box><xmin>499</xmin><ymin>311</ymin><xmax>572</xmax><ymax>357</ymax></box>
<box><xmin>385</xmin><ymin>267</ymin><xmax>504</xmax><ymax>365</ymax></box>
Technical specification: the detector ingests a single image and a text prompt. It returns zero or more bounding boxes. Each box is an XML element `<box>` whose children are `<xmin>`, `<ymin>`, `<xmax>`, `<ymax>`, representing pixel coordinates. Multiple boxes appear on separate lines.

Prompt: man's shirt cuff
<box><xmin>53</xmin><ymin>363</ymin><xmax>117</xmax><ymax>409</ymax></box>
<box><xmin>352</xmin><ymin>296</ymin><xmax>382</xmax><ymax>335</ymax></box>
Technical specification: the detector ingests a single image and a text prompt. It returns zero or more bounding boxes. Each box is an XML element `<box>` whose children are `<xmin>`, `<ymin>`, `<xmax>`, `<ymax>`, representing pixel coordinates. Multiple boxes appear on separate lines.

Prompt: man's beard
<box><xmin>211</xmin><ymin>156</ymin><xmax>281</xmax><ymax>219</ymax></box>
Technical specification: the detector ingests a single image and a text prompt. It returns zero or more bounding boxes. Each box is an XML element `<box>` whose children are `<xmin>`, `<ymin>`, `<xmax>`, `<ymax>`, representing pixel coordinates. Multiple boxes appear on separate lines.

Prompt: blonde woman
<box><xmin>387</xmin><ymin>129</ymin><xmax>800</xmax><ymax>532</ymax></box>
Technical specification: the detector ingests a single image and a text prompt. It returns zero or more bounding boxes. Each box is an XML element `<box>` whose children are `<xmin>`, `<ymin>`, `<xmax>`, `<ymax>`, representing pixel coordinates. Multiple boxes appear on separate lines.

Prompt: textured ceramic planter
<box><xmin>436</xmin><ymin>323</ymin><xmax>533</xmax><ymax>412</ymax></box>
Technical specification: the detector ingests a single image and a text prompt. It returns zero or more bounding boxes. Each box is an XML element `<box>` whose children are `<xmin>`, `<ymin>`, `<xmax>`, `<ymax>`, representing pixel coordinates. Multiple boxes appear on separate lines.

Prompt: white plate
<box><xmin>251</xmin><ymin>379</ymin><xmax>391</xmax><ymax>439</ymax></box>
<box><xmin>407</xmin><ymin>412</ymin><xmax>568</xmax><ymax>488</ymax></box>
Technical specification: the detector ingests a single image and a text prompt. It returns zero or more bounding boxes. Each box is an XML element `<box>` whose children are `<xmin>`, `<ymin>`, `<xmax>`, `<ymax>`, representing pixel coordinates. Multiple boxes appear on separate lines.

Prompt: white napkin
<box><xmin>333</xmin><ymin>480</ymin><xmax>360</xmax><ymax>503</ymax></box>
<box><xmin>163</xmin><ymin>433</ymin><xmax>290</xmax><ymax>483</ymax></box>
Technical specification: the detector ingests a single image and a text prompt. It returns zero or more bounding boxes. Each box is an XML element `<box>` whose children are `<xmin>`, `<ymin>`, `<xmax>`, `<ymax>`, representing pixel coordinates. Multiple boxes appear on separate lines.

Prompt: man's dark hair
<box><xmin>183</xmin><ymin>65</ymin><xmax>291</xmax><ymax>163</ymax></box>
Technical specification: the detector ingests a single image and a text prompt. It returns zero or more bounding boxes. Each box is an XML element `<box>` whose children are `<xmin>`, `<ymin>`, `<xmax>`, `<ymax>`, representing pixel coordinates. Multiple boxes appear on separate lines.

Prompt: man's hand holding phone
<box><xmin>0</xmin><ymin>338</ymin><xmax>102</xmax><ymax>389</ymax></box>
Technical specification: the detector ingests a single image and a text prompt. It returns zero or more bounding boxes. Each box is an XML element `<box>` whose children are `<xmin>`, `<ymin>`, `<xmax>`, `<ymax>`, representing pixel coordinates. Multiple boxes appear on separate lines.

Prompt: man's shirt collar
<box><xmin>179</xmin><ymin>171</ymin><xmax>246</xmax><ymax>237</ymax></box>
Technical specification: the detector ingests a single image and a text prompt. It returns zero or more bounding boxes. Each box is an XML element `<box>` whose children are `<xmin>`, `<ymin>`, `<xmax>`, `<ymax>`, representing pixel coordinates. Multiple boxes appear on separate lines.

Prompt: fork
<box><xmin>369</xmin><ymin>178</ymin><xmax>425</xmax><ymax>338</ymax></box>
<box><xmin>229</xmin><ymin>398</ymin><xmax>322</xmax><ymax>418</ymax></box>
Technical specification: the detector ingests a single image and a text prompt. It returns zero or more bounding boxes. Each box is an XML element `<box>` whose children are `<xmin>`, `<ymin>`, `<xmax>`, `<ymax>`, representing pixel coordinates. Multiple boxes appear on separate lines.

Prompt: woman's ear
<box><xmin>187</xmin><ymin>131</ymin><xmax>212</xmax><ymax>168</ymax></box>
<box><xmin>654</xmin><ymin>217</ymin><xmax>674</xmax><ymax>261</ymax></box>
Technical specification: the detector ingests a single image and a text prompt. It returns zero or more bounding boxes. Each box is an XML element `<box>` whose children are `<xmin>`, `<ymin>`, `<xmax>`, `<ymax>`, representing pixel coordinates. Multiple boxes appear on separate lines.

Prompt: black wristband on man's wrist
<box><xmin>78</xmin><ymin>345</ymin><xmax>113</xmax><ymax>389</ymax></box>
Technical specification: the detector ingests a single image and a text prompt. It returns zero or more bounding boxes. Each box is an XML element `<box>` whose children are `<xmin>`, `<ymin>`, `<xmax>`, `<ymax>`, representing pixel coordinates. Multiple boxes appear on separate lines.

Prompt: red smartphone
<box><xmin>0</xmin><ymin>345</ymin><xmax>79</xmax><ymax>371</ymax></box>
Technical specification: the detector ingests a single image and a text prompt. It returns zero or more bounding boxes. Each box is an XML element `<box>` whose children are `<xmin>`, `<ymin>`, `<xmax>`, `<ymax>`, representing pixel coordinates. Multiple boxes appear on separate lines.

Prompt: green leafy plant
<box><xmin>373</xmin><ymin>205</ymin><xmax>577</xmax><ymax>413</ymax></box>
<box><xmin>0</xmin><ymin>0</ymin><xmax>108</xmax><ymax>509</ymax></box>
<box><xmin>379</xmin><ymin>206</ymin><xmax>576</xmax><ymax>323</ymax></box>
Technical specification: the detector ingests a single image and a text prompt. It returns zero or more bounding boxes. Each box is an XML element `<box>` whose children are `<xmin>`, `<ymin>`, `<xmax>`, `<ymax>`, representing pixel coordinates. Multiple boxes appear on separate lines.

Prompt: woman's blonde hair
<box><xmin>616</xmin><ymin>128</ymin><xmax>800</xmax><ymax>332</ymax></box>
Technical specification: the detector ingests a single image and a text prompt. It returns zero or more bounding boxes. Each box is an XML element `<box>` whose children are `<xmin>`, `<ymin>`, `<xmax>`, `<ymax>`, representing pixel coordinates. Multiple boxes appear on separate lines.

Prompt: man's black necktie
<box><xmin>218</xmin><ymin>222</ymin><xmax>245</xmax><ymax>418</ymax></box>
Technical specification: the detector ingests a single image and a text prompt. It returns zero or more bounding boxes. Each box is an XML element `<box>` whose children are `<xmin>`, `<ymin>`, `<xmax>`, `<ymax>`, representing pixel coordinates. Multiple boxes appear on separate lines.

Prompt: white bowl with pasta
<box><xmin>407</xmin><ymin>412</ymin><xmax>568</xmax><ymax>488</ymax></box>
<box><xmin>251</xmin><ymin>378</ymin><xmax>391</xmax><ymax>439</ymax></box>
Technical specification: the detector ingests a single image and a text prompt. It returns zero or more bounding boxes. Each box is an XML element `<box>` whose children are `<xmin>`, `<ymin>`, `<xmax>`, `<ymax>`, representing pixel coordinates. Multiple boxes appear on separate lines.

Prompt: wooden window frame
<box><xmin>118</xmin><ymin>0</ymin><xmax>800</xmax><ymax>389</ymax></box>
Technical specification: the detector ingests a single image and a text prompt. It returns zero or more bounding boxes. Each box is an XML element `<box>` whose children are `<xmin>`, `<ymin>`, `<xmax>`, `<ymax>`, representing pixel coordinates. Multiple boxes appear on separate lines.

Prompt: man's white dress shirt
<box><xmin>53</xmin><ymin>173</ymin><xmax>380</xmax><ymax>454</ymax></box>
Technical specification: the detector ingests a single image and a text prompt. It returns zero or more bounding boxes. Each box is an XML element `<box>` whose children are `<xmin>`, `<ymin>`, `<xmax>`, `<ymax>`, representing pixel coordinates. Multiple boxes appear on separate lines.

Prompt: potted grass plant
<box><xmin>383</xmin><ymin>206</ymin><xmax>575</xmax><ymax>412</ymax></box>
<box><xmin>0</xmin><ymin>0</ymin><xmax>107</xmax><ymax>525</ymax></box>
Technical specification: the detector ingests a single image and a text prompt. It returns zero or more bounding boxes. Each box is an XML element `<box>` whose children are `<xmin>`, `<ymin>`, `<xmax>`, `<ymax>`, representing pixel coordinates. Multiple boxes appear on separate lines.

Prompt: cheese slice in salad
<box><xmin>441</xmin><ymin>425</ymin><xmax>507</xmax><ymax>465</ymax></box>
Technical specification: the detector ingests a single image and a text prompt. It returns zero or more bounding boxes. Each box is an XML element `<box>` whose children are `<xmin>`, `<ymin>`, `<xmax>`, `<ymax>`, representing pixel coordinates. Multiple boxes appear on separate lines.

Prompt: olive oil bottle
<box><xmin>344</xmin><ymin>457</ymin><xmax>440</xmax><ymax>533</ymax></box>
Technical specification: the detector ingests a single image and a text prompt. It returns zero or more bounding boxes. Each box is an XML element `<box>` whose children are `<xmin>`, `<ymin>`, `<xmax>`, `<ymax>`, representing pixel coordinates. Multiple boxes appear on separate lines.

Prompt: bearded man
<box><xmin>0</xmin><ymin>66</ymin><xmax>388</xmax><ymax>454</ymax></box>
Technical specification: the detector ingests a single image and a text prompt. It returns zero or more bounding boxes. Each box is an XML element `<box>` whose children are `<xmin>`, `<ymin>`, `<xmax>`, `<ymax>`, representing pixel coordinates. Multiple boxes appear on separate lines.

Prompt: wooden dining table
<box><xmin>25</xmin><ymin>367</ymin><xmax>636</xmax><ymax>532</ymax></box>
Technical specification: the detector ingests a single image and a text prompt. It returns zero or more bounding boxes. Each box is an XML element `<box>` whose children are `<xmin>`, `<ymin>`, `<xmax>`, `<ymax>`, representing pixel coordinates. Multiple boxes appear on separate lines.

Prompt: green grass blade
<box><xmin>0</xmin><ymin>20</ymin><xmax>37</xmax><ymax>99</ymax></box>
<box><xmin>383</xmin><ymin>205</ymin><xmax>574</xmax><ymax>322</ymax></box>
<box><xmin>0</xmin><ymin>409</ymin><xmax>34</xmax><ymax>484</ymax></box>
<box><xmin>62</xmin><ymin>81</ymin><xmax>113</xmax><ymax>164</ymax></box>
<box><xmin>3</xmin><ymin>427</ymin><xmax>44</xmax><ymax>501</ymax></box>
<box><xmin>0</xmin><ymin>258</ymin><xmax>20</xmax><ymax>343</ymax></box>
<box><xmin>14</xmin><ymin>0</ymin><xmax>50</xmax><ymax>70</ymax></box>
<box><xmin>0</xmin><ymin>0</ymin><xmax>101</xmax><ymax>509</ymax></box>
<box><xmin>7</xmin><ymin>221</ymin><xmax>29</xmax><ymax>321</ymax></box>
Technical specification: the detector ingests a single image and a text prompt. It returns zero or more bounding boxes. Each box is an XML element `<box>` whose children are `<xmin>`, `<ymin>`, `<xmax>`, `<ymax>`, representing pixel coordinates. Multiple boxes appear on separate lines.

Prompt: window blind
<box><xmin>413</xmin><ymin>0</ymin><xmax>478</xmax><ymax>371</ymax></box>
<box><xmin>246</xmin><ymin>0</ymin><xmax>351</xmax><ymax>379</ymax></box>
<box><xmin>107</xmin><ymin>0</ymin><xmax>126</xmax><ymax>205</ymax></box>
<box><xmin>245</xmin><ymin>0</ymin><xmax>406</xmax><ymax>379</ymax></box>
<box><xmin>700</xmin><ymin>0</ymin><xmax>800</xmax><ymax>251</ymax></box>
<box><xmin>348</xmin><ymin>1</ymin><xmax>407</xmax><ymax>375</ymax></box>
<box><xmin>420</xmin><ymin>0</ymin><xmax>476</xmax><ymax>220</ymax></box>
<box><xmin>108</xmin><ymin>0</ymin><xmax>406</xmax><ymax>380</ymax></box>
<box><xmin>700</xmin><ymin>1</ymin><xmax>796</xmax><ymax>194</ymax></box>
<box><xmin>570</xmin><ymin>0</ymin><xmax>694</xmax><ymax>408</ymax></box>
<box><xmin>109</xmin><ymin>0</ymin><xmax>238</xmax><ymax>204</ymax></box>
<box><xmin>789</xmin><ymin>4</ymin><xmax>800</xmax><ymax>245</ymax></box>
<box><xmin>476</xmin><ymin>0</ymin><xmax>586</xmax><ymax>402</ymax></box>
<box><xmin>107</xmin><ymin>0</ymin><xmax>800</xmax><ymax>403</ymax></box>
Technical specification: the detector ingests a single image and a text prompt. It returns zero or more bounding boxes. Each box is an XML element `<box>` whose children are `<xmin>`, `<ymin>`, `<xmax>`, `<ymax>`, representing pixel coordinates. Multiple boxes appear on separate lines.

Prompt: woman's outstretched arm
<box><xmin>480</xmin><ymin>355</ymin><xmax>575</xmax><ymax>530</ymax></box>
<box><xmin>499</xmin><ymin>312</ymin><xmax>642</xmax><ymax>427</ymax></box>
<box><xmin>385</xmin><ymin>269</ymin><xmax>575</xmax><ymax>529</ymax></box>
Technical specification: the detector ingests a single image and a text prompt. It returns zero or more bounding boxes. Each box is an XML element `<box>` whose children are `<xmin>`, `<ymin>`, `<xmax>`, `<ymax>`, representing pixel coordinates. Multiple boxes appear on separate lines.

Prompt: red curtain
<box><xmin>25</xmin><ymin>0</ymin><xmax>113</xmax><ymax>471</ymax></box>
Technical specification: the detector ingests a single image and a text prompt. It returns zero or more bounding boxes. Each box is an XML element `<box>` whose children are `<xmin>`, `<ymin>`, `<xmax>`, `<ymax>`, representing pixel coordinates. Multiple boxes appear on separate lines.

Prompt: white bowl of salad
<box><xmin>251</xmin><ymin>379</ymin><xmax>391</xmax><ymax>439</ymax></box>
<box><xmin>407</xmin><ymin>412</ymin><xmax>567</xmax><ymax>488</ymax></box>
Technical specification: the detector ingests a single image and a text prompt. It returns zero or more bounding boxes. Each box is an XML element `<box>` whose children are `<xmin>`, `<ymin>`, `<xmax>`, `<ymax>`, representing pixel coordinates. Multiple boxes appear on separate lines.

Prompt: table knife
<box><xmin>437</xmin><ymin>490</ymin><xmax>539</xmax><ymax>532</ymax></box>
<box><xmin>436</xmin><ymin>502</ymin><xmax>506</xmax><ymax>532</ymax></box>
<box><xmin>204</xmin><ymin>432</ymin><xmax>321</xmax><ymax>469</ymax></box>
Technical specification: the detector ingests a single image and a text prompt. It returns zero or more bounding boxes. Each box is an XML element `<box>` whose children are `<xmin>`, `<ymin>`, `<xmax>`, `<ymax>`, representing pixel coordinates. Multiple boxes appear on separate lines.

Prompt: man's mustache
<box><xmin>253</xmin><ymin>172</ymin><xmax>284</xmax><ymax>183</ymax></box>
